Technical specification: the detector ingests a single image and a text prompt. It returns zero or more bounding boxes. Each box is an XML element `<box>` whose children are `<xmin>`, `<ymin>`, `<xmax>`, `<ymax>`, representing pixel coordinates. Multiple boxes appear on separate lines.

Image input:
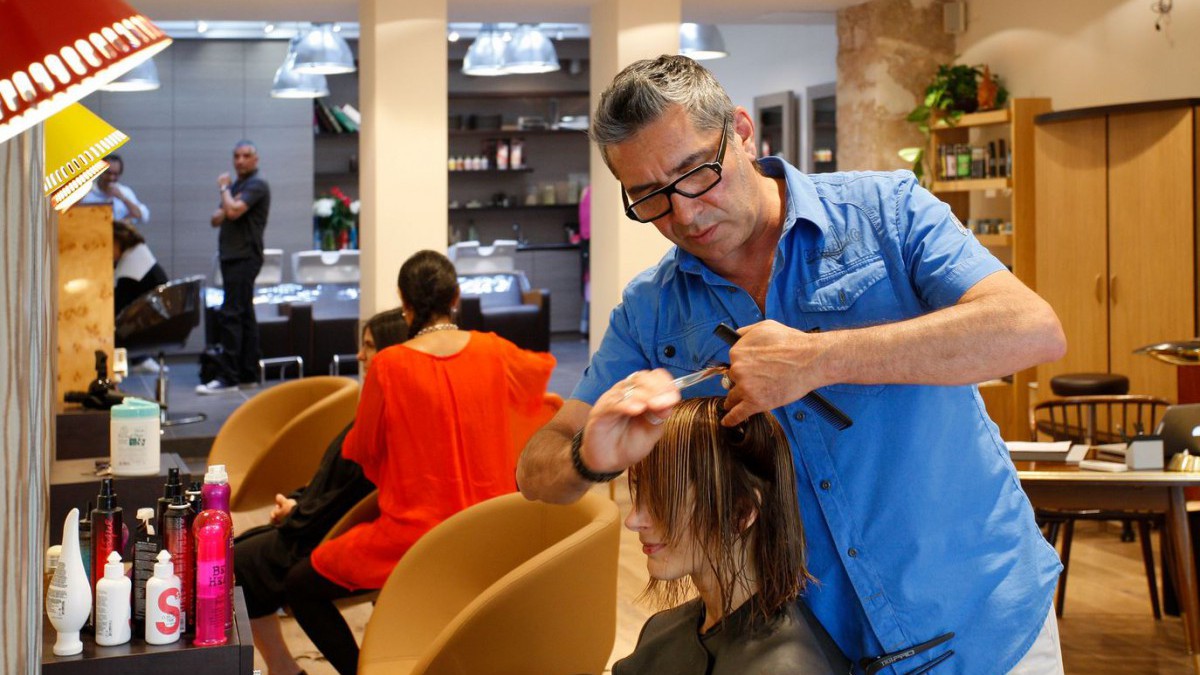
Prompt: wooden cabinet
<box><xmin>931</xmin><ymin>98</ymin><xmax>1052</xmax><ymax>439</ymax></box>
<box><xmin>1035</xmin><ymin>100</ymin><xmax>1200</xmax><ymax>403</ymax></box>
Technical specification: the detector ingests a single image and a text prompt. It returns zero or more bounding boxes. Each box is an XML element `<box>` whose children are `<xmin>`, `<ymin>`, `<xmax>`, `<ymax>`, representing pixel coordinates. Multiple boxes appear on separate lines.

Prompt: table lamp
<box><xmin>0</xmin><ymin>0</ymin><xmax>171</xmax><ymax>145</ymax></box>
<box><xmin>43</xmin><ymin>103</ymin><xmax>127</xmax><ymax>212</ymax></box>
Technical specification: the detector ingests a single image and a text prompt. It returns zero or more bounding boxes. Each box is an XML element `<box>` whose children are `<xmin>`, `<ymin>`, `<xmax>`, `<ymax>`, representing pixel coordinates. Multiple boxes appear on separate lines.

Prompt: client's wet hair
<box><xmin>627</xmin><ymin>397</ymin><xmax>808</xmax><ymax>623</ymax></box>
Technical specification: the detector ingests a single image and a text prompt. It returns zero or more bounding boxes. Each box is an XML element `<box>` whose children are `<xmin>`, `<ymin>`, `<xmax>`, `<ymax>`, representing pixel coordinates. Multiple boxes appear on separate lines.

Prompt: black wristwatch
<box><xmin>570</xmin><ymin>429</ymin><xmax>622</xmax><ymax>483</ymax></box>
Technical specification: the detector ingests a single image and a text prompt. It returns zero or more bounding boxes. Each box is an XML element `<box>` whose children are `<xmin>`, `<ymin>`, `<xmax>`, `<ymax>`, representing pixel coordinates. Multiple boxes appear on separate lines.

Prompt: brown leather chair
<box><xmin>1030</xmin><ymin>394</ymin><xmax>1171</xmax><ymax>618</ymax></box>
<box><xmin>207</xmin><ymin>376</ymin><xmax>359</xmax><ymax>513</ymax></box>
<box><xmin>357</xmin><ymin>491</ymin><xmax>620</xmax><ymax>675</ymax></box>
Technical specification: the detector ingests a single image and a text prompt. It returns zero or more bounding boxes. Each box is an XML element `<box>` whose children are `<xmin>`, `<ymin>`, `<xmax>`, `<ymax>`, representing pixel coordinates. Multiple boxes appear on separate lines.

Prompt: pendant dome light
<box><xmin>502</xmin><ymin>24</ymin><xmax>560</xmax><ymax>74</ymax></box>
<box><xmin>100</xmin><ymin>57</ymin><xmax>161</xmax><ymax>92</ymax></box>
<box><xmin>271</xmin><ymin>36</ymin><xmax>329</xmax><ymax>99</ymax></box>
<box><xmin>293</xmin><ymin>23</ymin><xmax>356</xmax><ymax>75</ymax></box>
<box><xmin>462</xmin><ymin>24</ymin><xmax>507</xmax><ymax>76</ymax></box>
<box><xmin>678</xmin><ymin>23</ymin><xmax>728</xmax><ymax>61</ymax></box>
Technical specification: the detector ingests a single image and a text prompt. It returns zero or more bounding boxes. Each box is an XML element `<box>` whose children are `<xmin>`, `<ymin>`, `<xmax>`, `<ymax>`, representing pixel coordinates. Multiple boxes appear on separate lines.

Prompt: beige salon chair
<box><xmin>357</xmin><ymin>491</ymin><xmax>620</xmax><ymax>675</ymax></box>
<box><xmin>207</xmin><ymin>375</ymin><xmax>359</xmax><ymax>514</ymax></box>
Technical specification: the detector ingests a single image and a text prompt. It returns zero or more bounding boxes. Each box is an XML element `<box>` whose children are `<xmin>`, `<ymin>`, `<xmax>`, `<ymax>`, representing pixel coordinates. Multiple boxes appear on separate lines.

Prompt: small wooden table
<box><xmin>1017</xmin><ymin>463</ymin><xmax>1200</xmax><ymax>673</ymax></box>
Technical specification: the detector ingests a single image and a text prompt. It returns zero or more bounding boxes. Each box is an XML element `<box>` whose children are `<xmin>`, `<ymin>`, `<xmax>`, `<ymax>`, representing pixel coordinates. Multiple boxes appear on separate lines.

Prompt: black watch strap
<box><xmin>570</xmin><ymin>429</ymin><xmax>622</xmax><ymax>483</ymax></box>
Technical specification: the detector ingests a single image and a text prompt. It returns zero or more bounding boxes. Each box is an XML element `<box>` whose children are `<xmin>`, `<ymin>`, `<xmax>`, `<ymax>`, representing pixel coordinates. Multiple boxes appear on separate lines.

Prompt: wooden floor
<box><xmin>255</xmin><ymin>482</ymin><xmax>1194</xmax><ymax>674</ymax></box>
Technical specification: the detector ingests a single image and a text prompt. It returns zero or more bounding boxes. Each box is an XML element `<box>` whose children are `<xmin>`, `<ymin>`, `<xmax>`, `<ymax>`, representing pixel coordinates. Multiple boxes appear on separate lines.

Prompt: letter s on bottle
<box><xmin>156</xmin><ymin>587</ymin><xmax>180</xmax><ymax>634</ymax></box>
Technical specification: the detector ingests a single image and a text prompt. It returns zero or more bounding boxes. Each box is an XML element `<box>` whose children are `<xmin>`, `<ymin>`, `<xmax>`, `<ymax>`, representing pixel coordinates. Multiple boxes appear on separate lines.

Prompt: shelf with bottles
<box><xmin>450</xmin><ymin>204</ymin><xmax>578</xmax><ymax>213</ymax></box>
<box><xmin>931</xmin><ymin>177</ymin><xmax>1010</xmax><ymax>193</ymax></box>
<box><xmin>449</xmin><ymin>167</ymin><xmax>534</xmax><ymax>175</ymax></box>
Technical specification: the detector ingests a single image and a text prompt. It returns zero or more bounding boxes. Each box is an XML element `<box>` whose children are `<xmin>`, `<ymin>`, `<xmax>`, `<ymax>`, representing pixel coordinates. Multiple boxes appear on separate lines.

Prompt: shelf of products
<box><xmin>931</xmin><ymin>97</ymin><xmax>1052</xmax><ymax>440</ymax></box>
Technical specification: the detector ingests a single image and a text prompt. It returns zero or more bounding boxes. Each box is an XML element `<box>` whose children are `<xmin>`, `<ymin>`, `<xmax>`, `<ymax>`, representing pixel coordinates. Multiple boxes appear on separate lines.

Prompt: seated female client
<box><xmin>234</xmin><ymin>307</ymin><xmax>407</xmax><ymax>675</ymax></box>
<box><xmin>615</xmin><ymin>397</ymin><xmax>850</xmax><ymax>674</ymax></box>
<box><xmin>113</xmin><ymin>219</ymin><xmax>167</xmax><ymax>316</ymax></box>
<box><xmin>284</xmin><ymin>249</ymin><xmax>557</xmax><ymax>675</ymax></box>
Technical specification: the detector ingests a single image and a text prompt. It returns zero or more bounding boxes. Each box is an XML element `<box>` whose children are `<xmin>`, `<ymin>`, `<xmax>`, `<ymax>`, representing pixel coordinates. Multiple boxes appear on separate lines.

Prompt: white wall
<box><xmin>957</xmin><ymin>0</ymin><xmax>1200</xmax><ymax>110</ymax></box>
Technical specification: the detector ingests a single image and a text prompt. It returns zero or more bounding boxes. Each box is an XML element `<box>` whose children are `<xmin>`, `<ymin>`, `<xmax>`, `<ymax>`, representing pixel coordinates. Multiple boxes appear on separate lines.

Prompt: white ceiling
<box><xmin>131</xmin><ymin>0</ymin><xmax>864</xmax><ymax>24</ymax></box>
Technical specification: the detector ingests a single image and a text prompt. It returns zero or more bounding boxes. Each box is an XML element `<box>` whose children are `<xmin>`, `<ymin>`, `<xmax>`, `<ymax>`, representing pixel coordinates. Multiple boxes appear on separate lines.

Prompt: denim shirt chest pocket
<box><xmin>796</xmin><ymin>254</ymin><xmax>892</xmax><ymax>396</ymax></box>
<box><xmin>652</xmin><ymin>322</ymin><xmax>730</xmax><ymax>395</ymax></box>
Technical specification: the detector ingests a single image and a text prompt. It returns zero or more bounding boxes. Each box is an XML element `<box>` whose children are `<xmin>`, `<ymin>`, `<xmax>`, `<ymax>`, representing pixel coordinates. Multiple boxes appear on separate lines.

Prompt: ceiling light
<box><xmin>264</xmin><ymin>24</ymin><xmax>276</xmax><ymax>34</ymax></box>
<box><xmin>293</xmin><ymin>24</ymin><xmax>356</xmax><ymax>75</ymax></box>
<box><xmin>44</xmin><ymin>103</ymin><xmax>128</xmax><ymax>212</ymax></box>
<box><xmin>679</xmin><ymin>23</ymin><xmax>728</xmax><ymax>60</ymax></box>
<box><xmin>271</xmin><ymin>37</ymin><xmax>329</xmax><ymax>99</ymax></box>
<box><xmin>101</xmin><ymin>57</ymin><xmax>161</xmax><ymax>92</ymax></box>
<box><xmin>0</xmin><ymin>0</ymin><xmax>173</xmax><ymax>145</ymax></box>
<box><xmin>196</xmin><ymin>20</ymin><xmax>208</xmax><ymax>34</ymax></box>
<box><xmin>503</xmin><ymin>24</ymin><xmax>560</xmax><ymax>75</ymax></box>
<box><xmin>448</xmin><ymin>31</ymin><xmax>460</xmax><ymax>42</ymax></box>
<box><xmin>462</xmin><ymin>24</ymin><xmax>507</xmax><ymax>77</ymax></box>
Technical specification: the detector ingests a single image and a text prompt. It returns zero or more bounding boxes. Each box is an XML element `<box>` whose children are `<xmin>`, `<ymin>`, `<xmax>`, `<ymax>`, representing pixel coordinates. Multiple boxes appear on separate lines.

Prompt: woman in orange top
<box><xmin>283</xmin><ymin>250</ymin><xmax>556</xmax><ymax>675</ymax></box>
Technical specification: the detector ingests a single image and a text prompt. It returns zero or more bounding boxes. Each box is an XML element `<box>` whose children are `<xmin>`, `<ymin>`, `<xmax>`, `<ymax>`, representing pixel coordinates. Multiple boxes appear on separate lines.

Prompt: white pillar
<box><xmin>358</xmin><ymin>0</ymin><xmax>448</xmax><ymax>319</ymax></box>
<box><xmin>1</xmin><ymin>126</ymin><xmax>52</xmax><ymax>673</ymax></box>
<box><xmin>587</xmin><ymin>0</ymin><xmax>681</xmax><ymax>350</ymax></box>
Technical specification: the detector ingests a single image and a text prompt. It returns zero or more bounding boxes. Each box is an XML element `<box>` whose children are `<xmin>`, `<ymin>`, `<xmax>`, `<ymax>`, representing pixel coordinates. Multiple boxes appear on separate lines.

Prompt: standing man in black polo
<box><xmin>199</xmin><ymin>140</ymin><xmax>271</xmax><ymax>394</ymax></box>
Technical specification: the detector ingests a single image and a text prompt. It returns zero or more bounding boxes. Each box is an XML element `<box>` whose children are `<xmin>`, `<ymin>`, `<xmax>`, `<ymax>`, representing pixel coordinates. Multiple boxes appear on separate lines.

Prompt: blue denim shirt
<box><xmin>573</xmin><ymin>159</ymin><xmax>1062</xmax><ymax>674</ymax></box>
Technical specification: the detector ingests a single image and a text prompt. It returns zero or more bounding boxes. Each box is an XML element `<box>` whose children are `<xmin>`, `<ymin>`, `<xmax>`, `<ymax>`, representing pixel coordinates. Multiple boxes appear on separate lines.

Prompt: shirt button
<box><xmin>848</xmin><ymin>548</ymin><xmax>858</xmax><ymax>558</ymax></box>
<box><xmin>793</xmin><ymin>411</ymin><xmax>805</xmax><ymax>422</ymax></box>
<box><xmin>663</xmin><ymin>345</ymin><xmax>675</xmax><ymax>358</ymax></box>
<box><xmin>820</xmin><ymin>480</ymin><xmax>831</xmax><ymax>490</ymax></box>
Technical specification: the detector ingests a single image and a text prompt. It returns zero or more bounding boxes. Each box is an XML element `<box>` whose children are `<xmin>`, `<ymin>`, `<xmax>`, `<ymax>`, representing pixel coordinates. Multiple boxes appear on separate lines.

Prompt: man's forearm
<box><xmin>821</xmin><ymin>273</ymin><xmax>1066</xmax><ymax>387</ymax></box>
<box><xmin>516</xmin><ymin>426</ymin><xmax>593</xmax><ymax>504</ymax></box>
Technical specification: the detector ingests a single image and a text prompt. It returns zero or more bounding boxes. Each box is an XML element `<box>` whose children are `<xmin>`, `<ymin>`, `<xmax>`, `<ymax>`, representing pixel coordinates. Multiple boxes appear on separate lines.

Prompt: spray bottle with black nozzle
<box><xmin>64</xmin><ymin>351</ymin><xmax>128</xmax><ymax>410</ymax></box>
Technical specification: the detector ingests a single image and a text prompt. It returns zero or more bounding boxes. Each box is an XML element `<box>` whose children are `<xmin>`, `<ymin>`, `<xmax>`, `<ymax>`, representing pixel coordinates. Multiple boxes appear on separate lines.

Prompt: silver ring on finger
<box><xmin>621</xmin><ymin>385</ymin><xmax>637</xmax><ymax>401</ymax></box>
<box><xmin>644</xmin><ymin>411</ymin><xmax>665</xmax><ymax>426</ymax></box>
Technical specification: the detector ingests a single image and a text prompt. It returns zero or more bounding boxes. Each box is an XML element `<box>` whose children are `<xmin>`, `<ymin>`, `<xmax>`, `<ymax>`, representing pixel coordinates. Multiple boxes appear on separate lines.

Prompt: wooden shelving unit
<box><xmin>931</xmin><ymin>98</ymin><xmax>1052</xmax><ymax>439</ymax></box>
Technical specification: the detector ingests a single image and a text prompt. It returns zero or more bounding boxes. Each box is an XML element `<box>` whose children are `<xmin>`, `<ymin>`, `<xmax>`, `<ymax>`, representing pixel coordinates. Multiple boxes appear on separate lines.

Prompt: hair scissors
<box><xmin>672</xmin><ymin>365</ymin><xmax>729</xmax><ymax>391</ymax></box>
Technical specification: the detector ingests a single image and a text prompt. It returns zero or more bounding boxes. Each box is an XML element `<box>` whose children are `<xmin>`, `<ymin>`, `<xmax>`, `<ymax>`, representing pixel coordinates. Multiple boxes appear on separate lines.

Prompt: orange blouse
<box><xmin>310</xmin><ymin>331</ymin><xmax>555</xmax><ymax>589</ymax></box>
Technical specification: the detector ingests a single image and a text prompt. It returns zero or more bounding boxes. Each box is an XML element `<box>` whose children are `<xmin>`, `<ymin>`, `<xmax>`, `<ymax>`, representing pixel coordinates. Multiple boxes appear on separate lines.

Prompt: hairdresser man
<box><xmin>518</xmin><ymin>56</ymin><xmax>1067</xmax><ymax>674</ymax></box>
<box><xmin>199</xmin><ymin>140</ymin><xmax>270</xmax><ymax>394</ymax></box>
<box><xmin>79</xmin><ymin>153</ymin><xmax>150</xmax><ymax>224</ymax></box>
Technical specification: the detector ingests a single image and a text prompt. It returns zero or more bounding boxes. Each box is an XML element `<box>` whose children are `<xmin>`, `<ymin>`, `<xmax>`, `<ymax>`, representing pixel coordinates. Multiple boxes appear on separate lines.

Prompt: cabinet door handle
<box><xmin>1094</xmin><ymin>274</ymin><xmax>1103</xmax><ymax>303</ymax></box>
<box><xmin>1109</xmin><ymin>275</ymin><xmax>1117</xmax><ymax>305</ymax></box>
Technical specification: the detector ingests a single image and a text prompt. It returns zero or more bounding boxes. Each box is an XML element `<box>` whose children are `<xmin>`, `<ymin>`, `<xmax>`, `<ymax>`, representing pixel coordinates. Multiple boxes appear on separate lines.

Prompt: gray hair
<box><xmin>590</xmin><ymin>55</ymin><xmax>734</xmax><ymax>166</ymax></box>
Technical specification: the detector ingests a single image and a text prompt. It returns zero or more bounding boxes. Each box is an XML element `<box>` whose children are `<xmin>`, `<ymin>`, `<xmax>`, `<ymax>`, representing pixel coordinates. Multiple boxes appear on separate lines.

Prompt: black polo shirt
<box><xmin>219</xmin><ymin>170</ymin><xmax>270</xmax><ymax>262</ymax></box>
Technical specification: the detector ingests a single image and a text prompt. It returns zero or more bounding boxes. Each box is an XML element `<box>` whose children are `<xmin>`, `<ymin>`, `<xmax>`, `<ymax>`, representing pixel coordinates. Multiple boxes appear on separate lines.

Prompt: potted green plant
<box><xmin>899</xmin><ymin>64</ymin><xmax>1008</xmax><ymax>183</ymax></box>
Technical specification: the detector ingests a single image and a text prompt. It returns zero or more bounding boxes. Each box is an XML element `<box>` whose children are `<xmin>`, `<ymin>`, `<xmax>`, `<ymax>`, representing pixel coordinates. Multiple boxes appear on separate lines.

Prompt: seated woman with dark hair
<box><xmin>234</xmin><ymin>307</ymin><xmax>407</xmax><ymax>675</ymax></box>
<box><xmin>615</xmin><ymin>397</ymin><xmax>850</xmax><ymax>674</ymax></box>
<box><xmin>284</xmin><ymin>249</ymin><xmax>556</xmax><ymax>675</ymax></box>
<box><xmin>113</xmin><ymin>219</ymin><xmax>167</xmax><ymax>315</ymax></box>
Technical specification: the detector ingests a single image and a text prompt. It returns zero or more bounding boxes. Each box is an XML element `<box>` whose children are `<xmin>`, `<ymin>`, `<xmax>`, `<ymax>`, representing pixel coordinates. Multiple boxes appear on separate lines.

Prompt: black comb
<box><xmin>714</xmin><ymin>323</ymin><xmax>853</xmax><ymax>431</ymax></box>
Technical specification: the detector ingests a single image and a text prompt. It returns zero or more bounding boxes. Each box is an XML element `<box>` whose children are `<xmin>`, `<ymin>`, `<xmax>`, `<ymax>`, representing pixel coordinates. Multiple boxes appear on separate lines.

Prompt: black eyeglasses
<box><xmin>621</xmin><ymin>120</ymin><xmax>728</xmax><ymax>223</ymax></box>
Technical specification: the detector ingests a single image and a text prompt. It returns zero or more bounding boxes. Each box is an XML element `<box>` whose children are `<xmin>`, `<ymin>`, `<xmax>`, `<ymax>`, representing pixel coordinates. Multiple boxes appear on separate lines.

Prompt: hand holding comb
<box><xmin>714</xmin><ymin>323</ymin><xmax>853</xmax><ymax>430</ymax></box>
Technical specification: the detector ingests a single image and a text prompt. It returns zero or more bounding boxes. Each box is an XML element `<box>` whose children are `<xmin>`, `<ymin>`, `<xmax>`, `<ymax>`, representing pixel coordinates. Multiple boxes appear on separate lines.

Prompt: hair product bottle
<box><xmin>193</xmin><ymin>506</ymin><xmax>233</xmax><ymax>646</ymax></box>
<box><xmin>162</xmin><ymin>493</ymin><xmax>194</xmax><ymax>633</ymax></box>
<box><xmin>132</xmin><ymin>507</ymin><xmax>158</xmax><ymax>634</ymax></box>
<box><xmin>79</xmin><ymin>501</ymin><xmax>92</xmax><ymax>587</ymax></box>
<box><xmin>90</xmin><ymin>478</ymin><xmax>123</xmax><ymax>620</ymax></box>
<box><xmin>186</xmin><ymin>480</ymin><xmax>204</xmax><ymax>517</ymax></box>
<box><xmin>46</xmin><ymin>508</ymin><xmax>91</xmax><ymax>656</ymax></box>
<box><xmin>202</xmin><ymin>463</ymin><xmax>235</xmax><ymax>630</ymax></box>
<box><xmin>201</xmin><ymin>464</ymin><xmax>231</xmax><ymax>514</ymax></box>
<box><xmin>44</xmin><ymin>544</ymin><xmax>62</xmax><ymax>605</ymax></box>
<box><xmin>145</xmin><ymin>550</ymin><xmax>182</xmax><ymax>645</ymax></box>
<box><xmin>109</xmin><ymin>396</ymin><xmax>160</xmax><ymax>476</ymax></box>
<box><xmin>156</xmin><ymin>467</ymin><xmax>183</xmax><ymax>536</ymax></box>
<box><xmin>95</xmin><ymin>551</ymin><xmax>132</xmax><ymax>646</ymax></box>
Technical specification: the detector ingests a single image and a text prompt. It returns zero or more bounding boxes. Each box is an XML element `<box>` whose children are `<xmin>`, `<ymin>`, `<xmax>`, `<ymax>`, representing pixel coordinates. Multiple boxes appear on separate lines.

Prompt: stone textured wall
<box><xmin>836</xmin><ymin>0</ymin><xmax>957</xmax><ymax>172</ymax></box>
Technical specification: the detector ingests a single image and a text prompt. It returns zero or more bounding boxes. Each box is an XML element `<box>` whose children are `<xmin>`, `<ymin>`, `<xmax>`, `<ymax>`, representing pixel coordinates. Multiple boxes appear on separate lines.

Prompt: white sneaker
<box><xmin>130</xmin><ymin>358</ymin><xmax>161</xmax><ymax>374</ymax></box>
<box><xmin>195</xmin><ymin>379</ymin><xmax>238</xmax><ymax>395</ymax></box>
